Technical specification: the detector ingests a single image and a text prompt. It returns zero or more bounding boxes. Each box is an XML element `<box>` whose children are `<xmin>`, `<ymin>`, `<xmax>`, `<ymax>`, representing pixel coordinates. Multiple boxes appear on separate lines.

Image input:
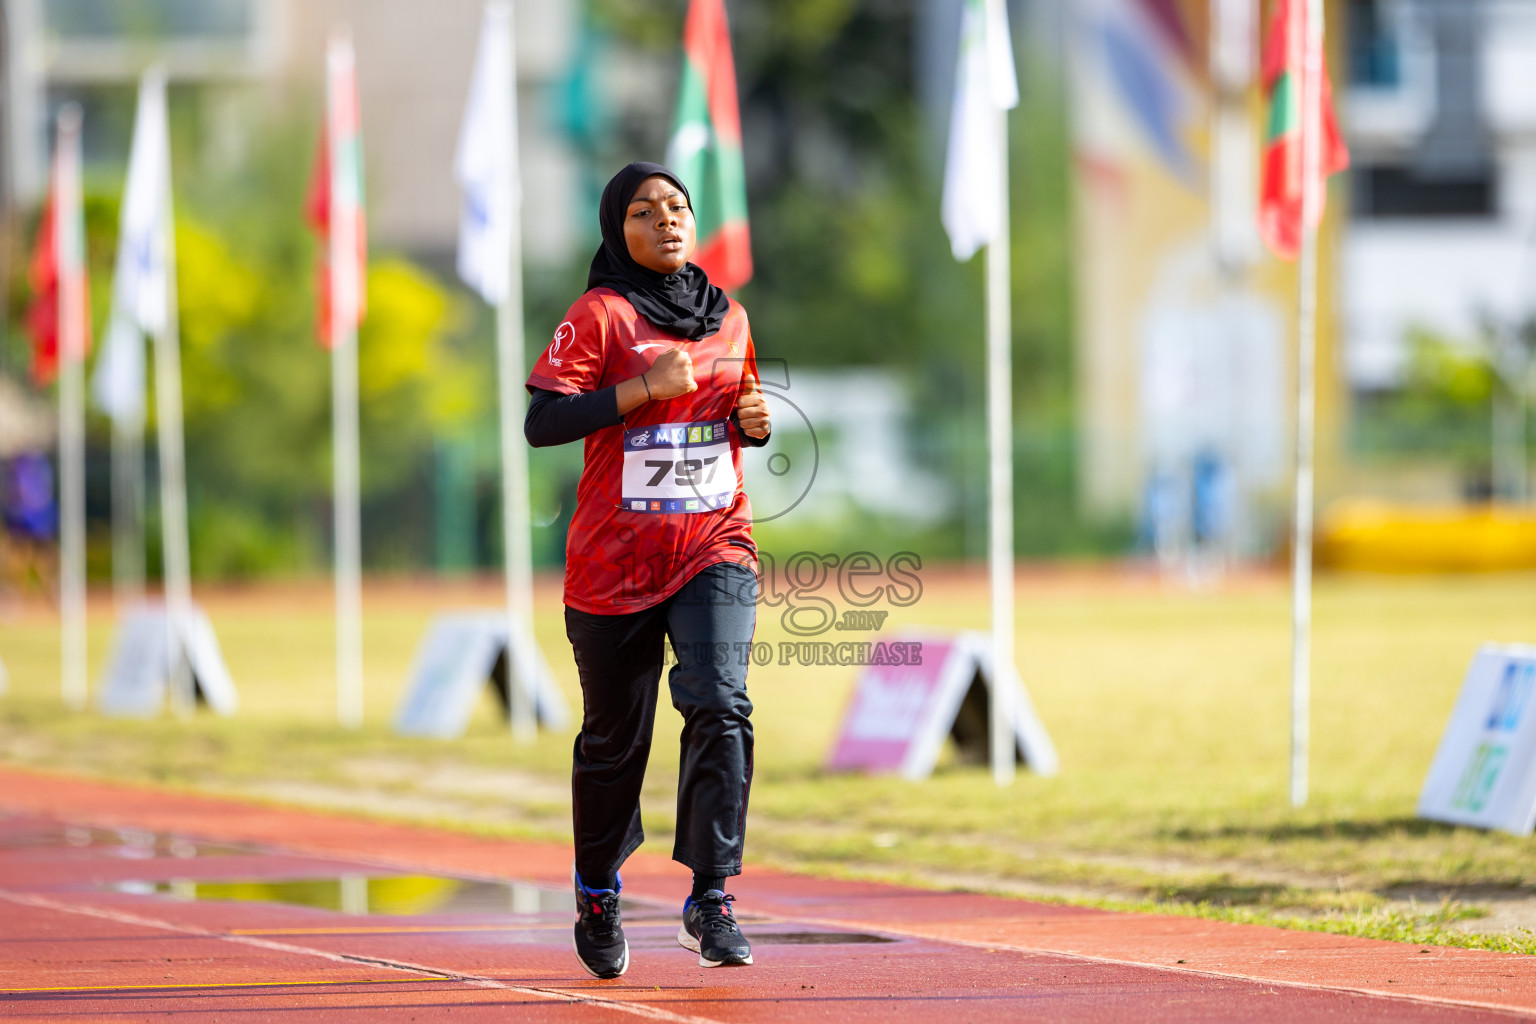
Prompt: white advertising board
<box><xmin>395</xmin><ymin>612</ymin><xmax>569</xmax><ymax>739</ymax></box>
<box><xmin>1418</xmin><ymin>643</ymin><xmax>1536</xmax><ymax>835</ymax></box>
<box><xmin>97</xmin><ymin>603</ymin><xmax>238</xmax><ymax>717</ymax></box>
<box><xmin>826</xmin><ymin>630</ymin><xmax>1058</xmax><ymax>780</ymax></box>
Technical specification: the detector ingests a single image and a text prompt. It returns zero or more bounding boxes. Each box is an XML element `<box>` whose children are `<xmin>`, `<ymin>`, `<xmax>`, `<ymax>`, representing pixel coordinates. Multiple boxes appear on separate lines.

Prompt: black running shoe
<box><xmin>572</xmin><ymin>868</ymin><xmax>628</xmax><ymax>979</ymax></box>
<box><xmin>678</xmin><ymin>890</ymin><xmax>753</xmax><ymax>967</ymax></box>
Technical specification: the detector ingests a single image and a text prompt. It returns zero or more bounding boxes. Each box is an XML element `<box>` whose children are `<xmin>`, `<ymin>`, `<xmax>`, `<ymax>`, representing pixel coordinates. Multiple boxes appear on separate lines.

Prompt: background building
<box><xmin>1343</xmin><ymin>0</ymin><xmax>1536</xmax><ymax>503</ymax></box>
<box><xmin>3</xmin><ymin>0</ymin><xmax>584</xmax><ymax>264</ymax></box>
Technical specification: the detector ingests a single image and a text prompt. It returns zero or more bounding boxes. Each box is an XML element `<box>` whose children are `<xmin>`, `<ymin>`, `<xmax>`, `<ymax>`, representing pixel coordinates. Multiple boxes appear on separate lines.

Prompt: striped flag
<box><xmin>665</xmin><ymin>0</ymin><xmax>752</xmax><ymax>292</ymax></box>
<box><xmin>942</xmin><ymin>0</ymin><xmax>1018</xmax><ymax>262</ymax></box>
<box><xmin>306</xmin><ymin>33</ymin><xmax>368</xmax><ymax>347</ymax></box>
<box><xmin>26</xmin><ymin>113</ymin><xmax>91</xmax><ymax>385</ymax></box>
<box><xmin>1258</xmin><ymin>0</ymin><xmax>1348</xmax><ymax>261</ymax></box>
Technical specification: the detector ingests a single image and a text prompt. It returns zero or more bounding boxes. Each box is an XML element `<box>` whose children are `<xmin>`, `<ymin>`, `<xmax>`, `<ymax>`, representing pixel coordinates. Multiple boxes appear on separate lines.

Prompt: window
<box><xmin>1348</xmin><ymin>0</ymin><xmax>1403</xmax><ymax>88</ymax></box>
<box><xmin>44</xmin><ymin>0</ymin><xmax>254</xmax><ymax>41</ymax></box>
<box><xmin>1352</xmin><ymin>165</ymin><xmax>1496</xmax><ymax>218</ymax></box>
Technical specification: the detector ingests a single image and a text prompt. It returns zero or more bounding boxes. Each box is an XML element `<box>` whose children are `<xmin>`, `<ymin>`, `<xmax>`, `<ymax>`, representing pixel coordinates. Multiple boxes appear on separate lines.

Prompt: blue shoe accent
<box><xmin>576</xmin><ymin>868</ymin><xmax>622</xmax><ymax>897</ymax></box>
<box><xmin>572</xmin><ymin>864</ymin><xmax>627</xmax><ymax>979</ymax></box>
<box><xmin>678</xmin><ymin>889</ymin><xmax>753</xmax><ymax>967</ymax></box>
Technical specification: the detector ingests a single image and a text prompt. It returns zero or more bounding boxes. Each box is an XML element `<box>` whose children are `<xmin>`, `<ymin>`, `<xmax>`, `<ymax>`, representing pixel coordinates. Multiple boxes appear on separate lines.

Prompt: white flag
<box><xmin>115</xmin><ymin>67</ymin><xmax>171</xmax><ymax>336</ymax></box>
<box><xmin>941</xmin><ymin>0</ymin><xmax>1019</xmax><ymax>262</ymax></box>
<box><xmin>94</xmin><ymin>67</ymin><xmax>171</xmax><ymax>425</ymax></box>
<box><xmin>455</xmin><ymin>2</ymin><xmax>519</xmax><ymax>304</ymax></box>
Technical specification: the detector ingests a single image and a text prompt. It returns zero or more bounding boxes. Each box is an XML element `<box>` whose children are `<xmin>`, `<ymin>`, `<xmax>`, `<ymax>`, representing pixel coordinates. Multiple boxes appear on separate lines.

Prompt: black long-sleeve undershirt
<box><xmin>524</xmin><ymin>386</ymin><xmax>621</xmax><ymax>448</ymax></box>
<box><xmin>523</xmin><ymin>387</ymin><xmax>772</xmax><ymax>449</ymax></box>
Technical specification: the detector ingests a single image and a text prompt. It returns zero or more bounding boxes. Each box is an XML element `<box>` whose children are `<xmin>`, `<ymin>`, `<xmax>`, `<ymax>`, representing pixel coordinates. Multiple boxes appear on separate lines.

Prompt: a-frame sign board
<box><xmin>97</xmin><ymin>603</ymin><xmax>239</xmax><ymax>717</ymax></box>
<box><xmin>395</xmin><ymin>612</ymin><xmax>570</xmax><ymax>739</ymax></box>
<box><xmin>1419</xmin><ymin>643</ymin><xmax>1536</xmax><ymax>835</ymax></box>
<box><xmin>826</xmin><ymin>630</ymin><xmax>1058</xmax><ymax>780</ymax></box>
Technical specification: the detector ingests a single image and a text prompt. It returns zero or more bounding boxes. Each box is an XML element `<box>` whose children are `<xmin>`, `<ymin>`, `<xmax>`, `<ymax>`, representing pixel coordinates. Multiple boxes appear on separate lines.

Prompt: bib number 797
<box><xmin>622</xmin><ymin>419</ymin><xmax>736</xmax><ymax>513</ymax></box>
<box><xmin>645</xmin><ymin>456</ymin><xmax>721</xmax><ymax>487</ymax></box>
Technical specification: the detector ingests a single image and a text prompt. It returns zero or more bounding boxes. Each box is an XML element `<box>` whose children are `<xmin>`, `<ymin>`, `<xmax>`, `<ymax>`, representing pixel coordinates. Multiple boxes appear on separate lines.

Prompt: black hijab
<box><xmin>586</xmin><ymin>161</ymin><xmax>730</xmax><ymax>341</ymax></box>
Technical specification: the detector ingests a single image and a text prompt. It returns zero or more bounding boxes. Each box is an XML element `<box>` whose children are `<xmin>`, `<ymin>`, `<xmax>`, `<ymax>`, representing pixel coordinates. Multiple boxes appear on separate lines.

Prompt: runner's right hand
<box><xmin>644</xmin><ymin>347</ymin><xmax>696</xmax><ymax>400</ymax></box>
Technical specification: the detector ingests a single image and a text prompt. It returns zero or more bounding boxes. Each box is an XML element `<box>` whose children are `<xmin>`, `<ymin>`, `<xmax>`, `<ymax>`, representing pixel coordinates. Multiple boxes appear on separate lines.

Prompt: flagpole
<box><xmin>496</xmin><ymin>294</ymin><xmax>536</xmax><ymax>741</ymax></box>
<box><xmin>154</xmin><ymin>159</ymin><xmax>196</xmax><ymax>718</ymax></box>
<box><xmin>987</xmin><ymin>99</ymin><xmax>1015</xmax><ymax>788</ymax></box>
<box><xmin>103</xmin><ymin>70</ymin><xmax>163</xmax><ymax>615</ymax></box>
<box><xmin>495</xmin><ymin>1</ymin><xmax>535</xmax><ymax>740</ymax></box>
<box><xmin>332</xmin><ymin>323</ymin><xmax>363</xmax><ymax>730</ymax></box>
<box><xmin>55</xmin><ymin>105</ymin><xmax>87</xmax><ymax>711</ymax></box>
<box><xmin>110</xmin><ymin>414</ymin><xmax>146</xmax><ymax>606</ymax></box>
<box><xmin>1289</xmin><ymin>0</ymin><xmax>1325</xmax><ymax>809</ymax></box>
<box><xmin>495</xmin><ymin>2</ymin><xmax>536</xmax><ymax>741</ymax></box>
<box><xmin>329</xmin><ymin>31</ymin><xmax>364</xmax><ymax>731</ymax></box>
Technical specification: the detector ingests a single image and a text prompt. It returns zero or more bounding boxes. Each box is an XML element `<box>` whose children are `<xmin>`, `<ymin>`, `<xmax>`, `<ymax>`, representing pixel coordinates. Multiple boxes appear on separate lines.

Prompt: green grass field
<box><xmin>3</xmin><ymin>567</ymin><xmax>1535</xmax><ymax>951</ymax></box>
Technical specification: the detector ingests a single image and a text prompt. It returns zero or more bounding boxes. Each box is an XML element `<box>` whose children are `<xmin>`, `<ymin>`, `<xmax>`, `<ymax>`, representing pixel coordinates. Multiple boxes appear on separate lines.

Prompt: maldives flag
<box><xmin>306</xmin><ymin>33</ymin><xmax>367</xmax><ymax>347</ymax></box>
<box><xmin>1258</xmin><ymin>0</ymin><xmax>1348</xmax><ymax>261</ymax></box>
<box><xmin>26</xmin><ymin>120</ymin><xmax>91</xmax><ymax>385</ymax></box>
<box><xmin>665</xmin><ymin>0</ymin><xmax>752</xmax><ymax>292</ymax></box>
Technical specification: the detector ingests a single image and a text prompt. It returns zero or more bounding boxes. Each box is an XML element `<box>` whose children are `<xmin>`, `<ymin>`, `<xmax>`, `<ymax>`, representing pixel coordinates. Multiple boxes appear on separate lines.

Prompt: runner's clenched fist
<box><xmin>643</xmin><ymin>347</ymin><xmax>696</xmax><ymax>400</ymax></box>
<box><xmin>735</xmin><ymin>373</ymin><xmax>770</xmax><ymax>439</ymax></box>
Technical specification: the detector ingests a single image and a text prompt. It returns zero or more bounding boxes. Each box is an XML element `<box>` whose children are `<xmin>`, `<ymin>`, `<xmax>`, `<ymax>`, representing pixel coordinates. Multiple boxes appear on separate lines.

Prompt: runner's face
<box><xmin>624</xmin><ymin>176</ymin><xmax>696</xmax><ymax>275</ymax></box>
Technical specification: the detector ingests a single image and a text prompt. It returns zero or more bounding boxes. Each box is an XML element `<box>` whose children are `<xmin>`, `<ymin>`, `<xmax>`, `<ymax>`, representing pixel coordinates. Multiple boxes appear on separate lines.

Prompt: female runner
<box><xmin>524</xmin><ymin>161</ymin><xmax>770</xmax><ymax>977</ymax></box>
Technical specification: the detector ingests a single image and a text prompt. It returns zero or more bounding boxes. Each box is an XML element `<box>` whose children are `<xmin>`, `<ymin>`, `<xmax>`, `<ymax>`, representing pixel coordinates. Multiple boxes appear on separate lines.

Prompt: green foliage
<box><xmin>1349</xmin><ymin>328</ymin><xmax>1508</xmax><ymax>472</ymax></box>
<box><xmin>6</xmin><ymin>4</ymin><xmax>1097</xmax><ymax>577</ymax></box>
<box><xmin>585</xmin><ymin>1</ymin><xmax>1088</xmax><ymax>557</ymax></box>
<box><xmin>5</xmin><ymin>100</ymin><xmax>478</xmax><ymax>580</ymax></box>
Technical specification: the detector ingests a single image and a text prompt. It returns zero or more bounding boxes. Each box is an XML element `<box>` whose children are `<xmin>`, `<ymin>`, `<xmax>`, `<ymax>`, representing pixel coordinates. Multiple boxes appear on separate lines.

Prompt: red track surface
<box><xmin>2</xmin><ymin>768</ymin><xmax>1534</xmax><ymax>1022</ymax></box>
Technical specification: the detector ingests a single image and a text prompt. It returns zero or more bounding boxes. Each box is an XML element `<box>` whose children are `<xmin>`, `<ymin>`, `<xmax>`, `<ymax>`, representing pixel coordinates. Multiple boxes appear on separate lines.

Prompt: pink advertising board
<box><xmin>826</xmin><ymin>631</ymin><xmax>1058</xmax><ymax>781</ymax></box>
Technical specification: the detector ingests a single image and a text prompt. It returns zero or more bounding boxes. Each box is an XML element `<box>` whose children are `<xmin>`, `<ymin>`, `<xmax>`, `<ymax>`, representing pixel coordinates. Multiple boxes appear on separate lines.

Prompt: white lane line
<box><xmin>0</xmin><ymin>890</ymin><xmax>725</xmax><ymax>1024</ymax></box>
<box><xmin>775</xmin><ymin>909</ymin><xmax>1536</xmax><ymax>1022</ymax></box>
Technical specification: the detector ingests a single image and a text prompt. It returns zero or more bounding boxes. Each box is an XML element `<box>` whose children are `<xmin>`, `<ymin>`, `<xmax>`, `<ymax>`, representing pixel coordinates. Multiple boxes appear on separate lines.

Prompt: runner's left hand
<box><xmin>736</xmin><ymin>373</ymin><xmax>771</xmax><ymax>439</ymax></box>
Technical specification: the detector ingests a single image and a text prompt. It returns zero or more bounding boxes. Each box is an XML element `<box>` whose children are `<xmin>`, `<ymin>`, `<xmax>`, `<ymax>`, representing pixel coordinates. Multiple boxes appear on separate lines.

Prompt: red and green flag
<box><xmin>666</xmin><ymin>0</ymin><xmax>751</xmax><ymax>292</ymax></box>
<box><xmin>1258</xmin><ymin>0</ymin><xmax>1349</xmax><ymax>261</ymax></box>
<box><xmin>306</xmin><ymin>33</ymin><xmax>367</xmax><ymax>347</ymax></box>
<box><xmin>26</xmin><ymin>119</ymin><xmax>91</xmax><ymax>385</ymax></box>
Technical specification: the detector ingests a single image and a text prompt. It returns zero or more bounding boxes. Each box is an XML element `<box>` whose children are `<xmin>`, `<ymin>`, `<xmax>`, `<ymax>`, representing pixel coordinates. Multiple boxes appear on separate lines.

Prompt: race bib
<box><xmin>621</xmin><ymin>419</ymin><xmax>736</xmax><ymax>513</ymax></box>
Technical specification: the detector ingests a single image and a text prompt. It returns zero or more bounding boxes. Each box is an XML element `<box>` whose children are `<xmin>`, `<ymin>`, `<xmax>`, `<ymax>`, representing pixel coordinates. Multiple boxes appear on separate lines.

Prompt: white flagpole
<box><xmin>329</xmin><ymin>33</ymin><xmax>364</xmax><ymax>731</ymax></box>
<box><xmin>332</xmin><ymin>319</ymin><xmax>363</xmax><ymax>730</ymax></box>
<box><xmin>1290</xmin><ymin>0</ymin><xmax>1325</xmax><ymax>808</ymax></box>
<box><xmin>154</xmin><ymin>156</ymin><xmax>195</xmax><ymax>718</ymax></box>
<box><xmin>55</xmin><ymin>106</ymin><xmax>87</xmax><ymax>711</ymax></box>
<box><xmin>986</xmin><ymin>97</ymin><xmax>1015</xmax><ymax>788</ymax></box>
<box><xmin>491</xmin><ymin>4</ymin><xmax>536</xmax><ymax>741</ymax></box>
<box><xmin>497</xmin><ymin>295</ymin><xmax>535</xmax><ymax>738</ymax></box>
<box><xmin>109</xmin><ymin>412</ymin><xmax>146</xmax><ymax>605</ymax></box>
<box><xmin>102</xmin><ymin>69</ymin><xmax>162</xmax><ymax>613</ymax></box>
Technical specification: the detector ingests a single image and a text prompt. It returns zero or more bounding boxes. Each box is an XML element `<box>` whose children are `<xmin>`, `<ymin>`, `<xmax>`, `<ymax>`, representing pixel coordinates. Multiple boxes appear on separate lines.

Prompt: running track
<box><xmin>2</xmin><ymin>768</ymin><xmax>1534</xmax><ymax>1022</ymax></box>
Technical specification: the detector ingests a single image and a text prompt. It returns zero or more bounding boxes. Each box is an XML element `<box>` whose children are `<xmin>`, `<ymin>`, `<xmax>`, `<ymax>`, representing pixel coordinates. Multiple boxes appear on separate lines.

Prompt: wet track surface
<box><xmin>2</xmin><ymin>771</ymin><xmax>1536</xmax><ymax>1022</ymax></box>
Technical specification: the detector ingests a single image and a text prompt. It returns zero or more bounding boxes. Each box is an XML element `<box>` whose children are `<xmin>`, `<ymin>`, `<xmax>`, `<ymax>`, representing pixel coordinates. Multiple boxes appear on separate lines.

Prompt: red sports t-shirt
<box><xmin>527</xmin><ymin>287</ymin><xmax>759</xmax><ymax>614</ymax></box>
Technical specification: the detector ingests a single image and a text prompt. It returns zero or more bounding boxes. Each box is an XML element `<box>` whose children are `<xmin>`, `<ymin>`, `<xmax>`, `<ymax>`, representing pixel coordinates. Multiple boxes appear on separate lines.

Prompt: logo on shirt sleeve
<box><xmin>547</xmin><ymin>321</ymin><xmax>575</xmax><ymax>367</ymax></box>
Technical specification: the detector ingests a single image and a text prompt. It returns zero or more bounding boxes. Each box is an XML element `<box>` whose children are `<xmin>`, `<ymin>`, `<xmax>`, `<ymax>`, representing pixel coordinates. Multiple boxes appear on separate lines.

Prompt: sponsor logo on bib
<box><xmin>621</xmin><ymin>419</ymin><xmax>736</xmax><ymax>514</ymax></box>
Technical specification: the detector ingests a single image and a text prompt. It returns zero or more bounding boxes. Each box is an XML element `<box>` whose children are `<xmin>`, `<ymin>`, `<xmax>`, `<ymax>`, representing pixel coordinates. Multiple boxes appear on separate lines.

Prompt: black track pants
<box><xmin>566</xmin><ymin>561</ymin><xmax>757</xmax><ymax>880</ymax></box>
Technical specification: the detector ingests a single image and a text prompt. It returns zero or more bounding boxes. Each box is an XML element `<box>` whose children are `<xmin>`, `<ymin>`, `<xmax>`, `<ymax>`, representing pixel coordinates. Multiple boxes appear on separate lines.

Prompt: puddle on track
<box><xmin>113</xmin><ymin>875</ymin><xmax>584</xmax><ymax>917</ymax></box>
<box><xmin>0</xmin><ymin>818</ymin><xmax>256</xmax><ymax>859</ymax></box>
<box><xmin>2</xmin><ymin>816</ymin><xmax>900</xmax><ymax>944</ymax></box>
<box><xmin>106</xmin><ymin>874</ymin><xmax>900</xmax><ymax>944</ymax></box>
